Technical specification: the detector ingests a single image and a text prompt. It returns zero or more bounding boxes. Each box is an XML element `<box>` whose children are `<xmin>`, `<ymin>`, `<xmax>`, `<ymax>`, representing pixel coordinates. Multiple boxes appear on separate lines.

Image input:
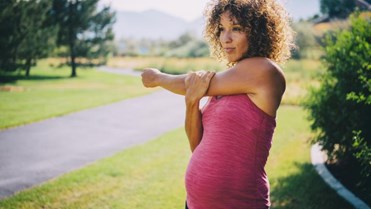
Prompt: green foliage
<box><xmin>74</xmin><ymin>6</ymin><xmax>116</xmax><ymax>65</ymax></box>
<box><xmin>352</xmin><ymin>130</ymin><xmax>371</xmax><ymax>179</ymax></box>
<box><xmin>51</xmin><ymin>0</ymin><xmax>116</xmax><ymax>77</ymax></box>
<box><xmin>313</xmin><ymin>20</ymin><xmax>350</xmax><ymax>49</ymax></box>
<box><xmin>305</xmin><ymin>14</ymin><xmax>371</xmax><ymax>187</ymax></box>
<box><xmin>0</xmin><ymin>0</ymin><xmax>116</xmax><ymax>77</ymax></box>
<box><xmin>116</xmin><ymin>32</ymin><xmax>210</xmax><ymax>58</ymax></box>
<box><xmin>165</xmin><ymin>40</ymin><xmax>210</xmax><ymax>58</ymax></box>
<box><xmin>168</xmin><ymin>32</ymin><xmax>194</xmax><ymax>49</ymax></box>
<box><xmin>0</xmin><ymin>0</ymin><xmax>56</xmax><ymax>74</ymax></box>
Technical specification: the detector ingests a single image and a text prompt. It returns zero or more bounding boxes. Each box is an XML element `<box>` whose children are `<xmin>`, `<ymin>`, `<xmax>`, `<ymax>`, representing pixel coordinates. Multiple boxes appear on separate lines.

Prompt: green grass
<box><xmin>267</xmin><ymin>107</ymin><xmax>352</xmax><ymax>209</ymax></box>
<box><xmin>0</xmin><ymin>62</ymin><xmax>155</xmax><ymax>130</ymax></box>
<box><xmin>0</xmin><ymin>106</ymin><xmax>353</xmax><ymax>209</ymax></box>
<box><xmin>280</xmin><ymin>59</ymin><xmax>323</xmax><ymax>105</ymax></box>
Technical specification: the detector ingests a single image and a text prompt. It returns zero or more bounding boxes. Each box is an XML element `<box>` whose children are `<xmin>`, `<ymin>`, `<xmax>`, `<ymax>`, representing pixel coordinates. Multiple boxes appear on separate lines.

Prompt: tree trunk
<box><xmin>25</xmin><ymin>58</ymin><xmax>31</xmax><ymax>77</ymax></box>
<box><xmin>68</xmin><ymin>1</ymin><xmax>77</xmax><ymax>78</ymax></box>
<box><xmin>70</xmin><ymin>42</ymin><xmax>77</xmax><ymax>77</ymax></box>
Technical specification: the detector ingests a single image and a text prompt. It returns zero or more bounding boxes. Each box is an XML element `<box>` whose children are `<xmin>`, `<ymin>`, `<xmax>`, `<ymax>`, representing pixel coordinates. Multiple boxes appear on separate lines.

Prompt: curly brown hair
<box><xmin>204</xmin><ymin>0</ymin><xmax>295</xmax><ymax>64</ymax></box>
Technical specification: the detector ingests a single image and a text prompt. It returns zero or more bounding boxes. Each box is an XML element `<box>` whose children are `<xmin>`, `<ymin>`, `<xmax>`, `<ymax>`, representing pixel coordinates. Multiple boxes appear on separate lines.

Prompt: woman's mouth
<box><xmin>224</xmin><ymin>48</ymin><xmax>235</xmax><ymax>53</ymax></box>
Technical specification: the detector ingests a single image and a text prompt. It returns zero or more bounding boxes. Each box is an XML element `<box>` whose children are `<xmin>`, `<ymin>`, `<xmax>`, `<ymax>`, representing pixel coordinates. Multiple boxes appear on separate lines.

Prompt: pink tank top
<box><xmin>185</xmin><ymin>94</ymin><xmax>276</xmax><ymax>209</ymax></box>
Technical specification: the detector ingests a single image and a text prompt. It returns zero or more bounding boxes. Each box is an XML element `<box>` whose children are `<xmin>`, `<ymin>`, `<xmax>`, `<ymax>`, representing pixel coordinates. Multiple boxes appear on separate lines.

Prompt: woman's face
<box><xmin>218</xmin><ymin>11</ymin><xmax>249</xmax><ymax>63</ymax></box>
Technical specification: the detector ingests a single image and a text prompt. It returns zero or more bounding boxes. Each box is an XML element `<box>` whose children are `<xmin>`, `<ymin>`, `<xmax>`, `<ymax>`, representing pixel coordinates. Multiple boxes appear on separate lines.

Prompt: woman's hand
<box><xmin>185</xmin><ymin>71</ymin><xmax>215</xmax><ymax>104</ymax></box>
<box><xmin>141</xmin><ymin>68</ymin><xmax>162</xmax><ymax>88</ymax></box>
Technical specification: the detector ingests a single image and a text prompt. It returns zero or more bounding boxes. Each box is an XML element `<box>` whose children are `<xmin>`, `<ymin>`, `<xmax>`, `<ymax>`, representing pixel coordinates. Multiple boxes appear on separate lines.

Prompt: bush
<box><xmin>305</xmin><ymin>14</ymin><xmax>370</xmax><ymax>187</ymax></box>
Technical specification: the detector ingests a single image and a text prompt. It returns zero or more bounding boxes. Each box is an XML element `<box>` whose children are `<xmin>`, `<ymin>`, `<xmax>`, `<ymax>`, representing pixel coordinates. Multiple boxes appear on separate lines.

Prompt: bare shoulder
<box><xmin>236</xmin><ymin>57</ymin><xmax>284</xmax><ymax>78</ymax></box>
<box><xmin>234</xmin><ymin>57</ymin><xmax>285</xmax><ymax>88</ymax></box>
<box><xmin>206</xmin><ymin>57</ymin><xmax>285</xmax><ymax>98</ymax></box>
<box><xmin>233</xmin><ymin>58</ymin><xmax>286</xmax><ymax>116</ymax></box>
<box><xmin>235</xmin><ymin>57</ymin><xmax>286</xmax><ymax>96</ymax></box>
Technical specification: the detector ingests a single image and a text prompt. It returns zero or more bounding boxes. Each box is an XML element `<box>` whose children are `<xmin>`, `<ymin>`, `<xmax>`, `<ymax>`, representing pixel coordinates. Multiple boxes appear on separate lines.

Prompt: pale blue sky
<box><xmin>99</xmin><ymin>0</ymin><xmax>320</xmax><ymax>22</ymax></box>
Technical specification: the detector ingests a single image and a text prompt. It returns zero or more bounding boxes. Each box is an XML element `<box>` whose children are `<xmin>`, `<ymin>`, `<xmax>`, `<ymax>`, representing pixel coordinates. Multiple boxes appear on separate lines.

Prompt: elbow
<box><xmin>188</xmin><ymin>134</ymin><xmax>202</xmax><ymax>152</ymax></box>
<box><xmin>190</xmin><ymin>142</ymin><xmax>198</xmax><ymax>153</ymax></box>
<box><xmin>185</xmin><ymin>131</ymin><xmax>202</xmax><ymax>152</ymax></box>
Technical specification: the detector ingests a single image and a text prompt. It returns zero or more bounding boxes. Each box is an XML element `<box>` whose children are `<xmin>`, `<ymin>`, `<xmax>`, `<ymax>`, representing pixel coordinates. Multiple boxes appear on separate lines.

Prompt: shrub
<box><xmin>305</xmin><ymin>14</ymin><xmax>370</xmax><ymax>187</ymax></box>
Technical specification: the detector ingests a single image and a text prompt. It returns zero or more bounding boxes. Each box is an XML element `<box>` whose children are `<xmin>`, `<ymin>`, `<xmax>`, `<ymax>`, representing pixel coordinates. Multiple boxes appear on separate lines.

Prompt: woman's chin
<box><xmin>227</xmin><ymin>58</ymin><xmax>238</xmax><ymax>63</ymax></box>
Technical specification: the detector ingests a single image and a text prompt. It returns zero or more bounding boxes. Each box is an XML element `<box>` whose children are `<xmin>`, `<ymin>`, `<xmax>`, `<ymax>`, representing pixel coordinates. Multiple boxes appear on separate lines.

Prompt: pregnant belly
<box><xmin>185</xmin><ymin>148</ymin><xmax>257</xmax><ymax>200</ymax></box>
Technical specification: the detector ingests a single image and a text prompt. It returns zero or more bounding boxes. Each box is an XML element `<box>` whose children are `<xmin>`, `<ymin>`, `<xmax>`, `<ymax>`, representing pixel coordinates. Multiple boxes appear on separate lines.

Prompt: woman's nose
<box><xmin>220</xmin><ymin>31</ymin><xmax>232</xmax><ymax>44</ymax></box>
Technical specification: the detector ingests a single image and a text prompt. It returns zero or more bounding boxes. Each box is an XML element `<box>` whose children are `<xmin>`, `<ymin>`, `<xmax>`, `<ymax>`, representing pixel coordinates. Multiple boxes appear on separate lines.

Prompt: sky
<box><xmin>99</xmin><ymin>0</ymin><xmax>320</xmax><ymax>22</ymax></box>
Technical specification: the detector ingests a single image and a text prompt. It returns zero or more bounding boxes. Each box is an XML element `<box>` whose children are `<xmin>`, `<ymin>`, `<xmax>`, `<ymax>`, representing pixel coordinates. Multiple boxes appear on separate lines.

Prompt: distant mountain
<box><xmin>113</xmin><ymin>0</ymin><xmax>320</xmax><ymax>41</ymax></box>
<box><xmin>113</xmin><ymin>10</ymin><xmax>204</xmax><ymax>40</ymax></box>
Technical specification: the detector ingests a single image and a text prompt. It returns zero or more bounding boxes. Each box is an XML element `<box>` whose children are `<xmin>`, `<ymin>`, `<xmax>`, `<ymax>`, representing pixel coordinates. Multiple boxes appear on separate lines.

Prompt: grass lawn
<box><xmin>0</xmin><ymin>106</ymin><xmax>353</xmax><ymax>209</ymax></box>
<box><xmin>0</xmin><ymin>61</ymin><xmax>155</xmax><ymax>130</ymax></box>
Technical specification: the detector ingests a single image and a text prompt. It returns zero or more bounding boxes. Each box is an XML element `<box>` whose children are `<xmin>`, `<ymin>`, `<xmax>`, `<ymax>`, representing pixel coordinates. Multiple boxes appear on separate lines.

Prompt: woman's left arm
<box><xmin>184</xmin><ymin>71</ymin><xmax>214</xmax><ymax>152</ymax></box>
<box><xmin>185</xmin><ymin>98</ymin><xmax>202</xmax><ymax>152</ymax></box>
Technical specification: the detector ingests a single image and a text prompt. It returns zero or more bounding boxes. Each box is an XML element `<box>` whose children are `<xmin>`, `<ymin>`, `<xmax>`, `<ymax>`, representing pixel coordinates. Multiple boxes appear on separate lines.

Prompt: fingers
<box><xmin>185</xmin><ymin>70</ymin><xmax>215</xmax><ymax>90</ymax></box>
<box><xmin>204</xmin><ymin>71</ymin><xmax>215</xmax><ymax>81</ymax></box>
<box><xmin>185</xmin><ymin>70</ymin><xmax>215</xmax><ymax>100</ymax></box>
<box><xmin>185</xmin><ymin>72</ymin><xmax>195</xmax><ymax>84</ymax></box>
<box><xmin>185</xmin><ymin>71</ymin><xmax>215</xmax><ymax>85</ymax></box>
<box><xmin>190</xmin><ymin>70</ymin><xmax>214</xmax><ymax>77</ymax></box>
<box><xmin>199</xmin><ymin>71</ymin><xmax>215</xmax><ymax>85</ymax></box>
<box><xmin>187</xmin><ymin>71</ymin><xmax>215</xmax><ymax>82</ymax></box>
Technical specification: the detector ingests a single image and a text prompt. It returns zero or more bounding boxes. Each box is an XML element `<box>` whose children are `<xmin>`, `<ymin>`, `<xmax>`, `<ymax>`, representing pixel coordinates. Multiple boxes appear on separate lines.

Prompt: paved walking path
<box><xmin>0</xmin><ymin>89</ymin><xmax>185</xmax><ymax>199</ymax></box>
<box><xmin>97</xmin><ymin>66</ymin><xmax>142</xmax><ymax>76</ymax></box>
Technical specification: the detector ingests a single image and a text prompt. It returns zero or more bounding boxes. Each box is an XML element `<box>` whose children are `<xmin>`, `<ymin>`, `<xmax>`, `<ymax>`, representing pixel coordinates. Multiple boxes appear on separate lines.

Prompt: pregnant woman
<box><xmin>141</xmin><ymin>0</ymin><xmax>294</xmax><ymax>208</ymax></box>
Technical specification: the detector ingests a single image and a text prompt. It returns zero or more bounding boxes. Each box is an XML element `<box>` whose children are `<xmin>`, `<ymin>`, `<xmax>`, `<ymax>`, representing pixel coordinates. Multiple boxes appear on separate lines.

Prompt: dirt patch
<box><xmin>0</xmin><ymin>86</ymin><xmax>26</xmax><ymax>92</ymax></box>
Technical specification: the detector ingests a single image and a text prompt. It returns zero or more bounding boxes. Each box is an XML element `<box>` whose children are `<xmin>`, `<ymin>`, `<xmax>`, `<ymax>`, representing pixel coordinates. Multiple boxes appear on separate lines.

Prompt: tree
<box><xmin>320</xmin><ymin>0</ymin><xmax>356</xmax><ymax>19</ymax></box>
<box><xmin>0</xmin><ymin>0</ymin><xmax>19</xmax><ymax>72</ymax></box>
<box><xmin>18</xmin><ymin>1</ymin><xmax>57</xmax><ymax>76</ymax></box>
<box><xmin>51</xmin><ymin>0</ymin><xmax>115</xmax><ymax>77</ymax></box>
<box><xmin>305</xmin><ymin>14</ymin><xmax>370</xmax><ymax>188</ymax></box>
<box><xmin>0</xmin><ymin>0</ymin><xmax>56</xmax><ymax>75</ymax></box>
<box><xmin>168</xmin><ymin>32</ymin><xmax>194</xmax><ymax>49</ymax></box>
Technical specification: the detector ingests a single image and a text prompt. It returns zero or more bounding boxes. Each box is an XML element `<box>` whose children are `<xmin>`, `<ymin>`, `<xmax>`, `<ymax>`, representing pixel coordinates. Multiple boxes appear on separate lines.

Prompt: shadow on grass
<box><xmin>270</xmin><ymin>162</ymin><xmax>353</xmax><ymax>209</ymax></box>
<box><xmin>327</xmin><ymin>161</ymin><xmax>371</xmax><ymax>205</ymax></box>
<box><xmin>0</xmin><ymin>74</ymin><xmax>66</xmax><ymax>84</ymax></box>
<box><xmin>0</xmin><ymin>63</ymin><xmax>102</xmax><ymax>84</ymax></box>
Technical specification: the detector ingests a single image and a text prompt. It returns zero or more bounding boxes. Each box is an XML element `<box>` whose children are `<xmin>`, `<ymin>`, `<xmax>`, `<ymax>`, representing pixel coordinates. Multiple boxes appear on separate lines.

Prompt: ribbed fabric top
<box><xmin>185</xmin><ymin>94</ymin><xmax>276</xmax><ymax>209</ymax></box>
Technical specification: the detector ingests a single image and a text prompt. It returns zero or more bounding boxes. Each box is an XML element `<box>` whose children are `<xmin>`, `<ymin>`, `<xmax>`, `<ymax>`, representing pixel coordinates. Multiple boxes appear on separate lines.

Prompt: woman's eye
<box><xmin>219</xmin><ymin>27</ymin><xmax>224</xmax><ymax>32</ymax></box>
<box><xmin>233</xmin><ymin>27</ymin><xmax>242</xmax><ymax>32</ymax></box>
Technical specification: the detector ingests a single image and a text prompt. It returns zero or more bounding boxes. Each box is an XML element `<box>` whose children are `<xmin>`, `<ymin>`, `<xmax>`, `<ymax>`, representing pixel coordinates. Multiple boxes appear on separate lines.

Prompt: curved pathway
<box><xmin>0</xmin><ymin>89</ymin><xmax>185</xmax><ymax>199</ymax></box>
<box><xmin>311</xmin><ymin>144</ymin><xmax>370</xmax><ymax>209</ymax></box>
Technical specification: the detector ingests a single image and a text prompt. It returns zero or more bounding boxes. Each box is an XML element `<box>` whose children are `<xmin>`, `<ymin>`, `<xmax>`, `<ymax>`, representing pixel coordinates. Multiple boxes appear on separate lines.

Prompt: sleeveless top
<box><xmin>185</xmin><ymin>94</ymin><xmax>276</xmax><ymax>209</ymax></box>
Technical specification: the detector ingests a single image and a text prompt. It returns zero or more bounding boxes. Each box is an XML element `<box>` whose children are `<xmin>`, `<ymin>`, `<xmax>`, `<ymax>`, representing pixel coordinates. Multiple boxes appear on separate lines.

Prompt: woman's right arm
<box><xmin>141</xmin><ymin>68</ymin><xmax>187</xmax><ymax>95</ymax></box>
<box><xmin>141</xmin><ymin>57</ymin><xmax>283</xmax><ymax>98</ymax></box>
